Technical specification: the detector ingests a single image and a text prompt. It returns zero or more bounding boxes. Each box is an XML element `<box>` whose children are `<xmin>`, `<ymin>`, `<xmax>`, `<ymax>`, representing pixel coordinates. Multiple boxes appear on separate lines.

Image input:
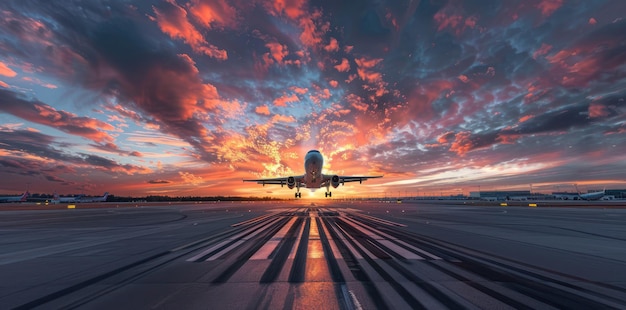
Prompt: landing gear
<box><xmin>325</xmin><ymin>191</ymin><xmax>332</xmax><ymax>198</ymax></box>
<box><xmin>295</xmin><ymin>192</ymin><xmax>302</xmax><ymax>198</ymax></box>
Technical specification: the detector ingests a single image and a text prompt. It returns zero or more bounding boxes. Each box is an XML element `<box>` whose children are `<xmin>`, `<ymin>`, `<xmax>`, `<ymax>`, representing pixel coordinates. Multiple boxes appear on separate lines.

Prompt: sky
<box><xmin>1</xmin><ymin>0</ymin><xmax>625</xmax><ymax>199</ymax></box>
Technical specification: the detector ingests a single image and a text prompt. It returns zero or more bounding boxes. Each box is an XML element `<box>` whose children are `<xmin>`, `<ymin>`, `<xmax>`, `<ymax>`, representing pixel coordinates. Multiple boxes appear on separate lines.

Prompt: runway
<box><xmin>2</xmin><ymin>201</ymin><xmax>626</xmax><ymax>309</ymax></box>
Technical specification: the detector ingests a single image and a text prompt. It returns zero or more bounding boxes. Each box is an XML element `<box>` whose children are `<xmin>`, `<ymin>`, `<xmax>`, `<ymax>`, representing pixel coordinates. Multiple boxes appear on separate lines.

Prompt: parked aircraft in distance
<box><xmin>79</xmin><ymin>192</ymin><xmax>110</xmax><ymax>203</ymax></box>
<box><xmin>52</xmin><ymin>192</ymin><xmax>109</xmax><ymax>203</ymax></box>
<box><xmin>244</xmin><ymin>149</ymin><xmax>382</xmax><ymax>198</ymax></box>
<box><xmin>52</xmin><ymin>192</ymin><xmax>83</xmax><ymax>203</ymax></box>
<box><xmin>575</xmin><ymin>185</ymin><xmax>606</xmax><ymax>200</ymax></box>
<box><xmin>0</xmin><ymin>191</ymin><xmax>29</xmax><ymax>203</ymax></box>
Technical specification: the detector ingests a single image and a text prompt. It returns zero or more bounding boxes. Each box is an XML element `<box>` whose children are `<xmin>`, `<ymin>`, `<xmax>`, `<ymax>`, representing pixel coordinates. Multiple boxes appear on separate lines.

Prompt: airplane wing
<box><xmin>323</xmin><ymin>175</ymin><xmax>383</xmax><ymax>185</ymax></box>
<box><xmin>243</xmin><ymin>175</ymin><xmax>305</xmax><ymax>186</ymax></box>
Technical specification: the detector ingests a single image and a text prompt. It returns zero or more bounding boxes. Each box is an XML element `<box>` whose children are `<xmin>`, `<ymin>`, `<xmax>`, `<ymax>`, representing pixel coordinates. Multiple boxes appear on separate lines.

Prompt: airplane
<box><xmin>52</xmin><ymin>192</ymin><xmax>83</xmax><ymax>203</ymax></box>
<box><xmin>243</xmin><ymin>149</ymin><xmax>382</xmax><ymax>198</ymax></box>
<box><xmin>574</xmin><ymin>185</ymin><xmax>606</xmax><ymax>200</ymax></box>
<box><xmin>0</xmin><ymin>191</ymin><xmax>29</xmax><ymax>203</ymax></box>
<box><xmin>53</xmin><ymin>192</ymin><xmax>109</xmax><ymax>203</ymax></box>
<box><xmin>79</xmin><ymin>192</ymin><xmax>110</xmax><ymax>203</ymax></box>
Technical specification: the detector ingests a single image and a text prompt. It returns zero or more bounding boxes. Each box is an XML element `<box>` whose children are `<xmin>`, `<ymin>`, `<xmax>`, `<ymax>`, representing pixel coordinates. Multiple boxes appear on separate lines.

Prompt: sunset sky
<box><xmin>1</xmin><ymin>0</ymin><xmax>625</xmax><ymax>199</ymax></box>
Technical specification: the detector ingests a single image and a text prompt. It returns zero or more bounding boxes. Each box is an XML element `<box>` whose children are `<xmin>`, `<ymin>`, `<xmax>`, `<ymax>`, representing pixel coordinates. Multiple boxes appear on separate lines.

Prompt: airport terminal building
<box><xmin>469</xmin><ymin>191</ymin><xmax>531</xmax><ymax>201</ymax></box>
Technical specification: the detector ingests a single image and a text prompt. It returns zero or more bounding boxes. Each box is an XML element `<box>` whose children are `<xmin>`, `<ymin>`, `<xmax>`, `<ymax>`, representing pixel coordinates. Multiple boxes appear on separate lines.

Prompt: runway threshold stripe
<box><xmin>316</xmin><ymin>217</ymin><xmax>345</xmax><ymax>283</ymax></box>
<box><xmin>187</xmin><ymin>217</ymin><xmax>282</xmax><ymax>262</ymax></box>
<box><xmin>250</xmin><ymin>217</ymin><xmax>298</xmax><ymax>260</ymax></box>
<box><xmin>349</xmin><ymin>212</ymin><xmax>406</xmax><ymax>227</ymax></box>
<box><xmin>319</xmin><ymin>216</ymin><xmax>343</xmax><ymax>259</ymax></box>
<box><xmin>186</xmin><ymin>239</ymin><xmax>233</xmax><ymax>261</ymax></box>
<box><xmin>341</xmin><ymin>215</ymin><xmax>385</xmax><ymax>239</ymax></box>
<box><xmin>288</xmin><ymin>216</ymin><xmax>310</xmax><ymax>283</ymax></box>
<box><xmin>288</xmin><ymin>216</ymin><xmax>307</xmax><ymax>259</ymax></box>
<box><xmin>340</xmin><ymin>216</ymin><xmax>422</xmax><ymax>259</ymax></box>
<box><xmin>377</xmin><ymin>240</ymin><xmax>423</xmax><ymax>260</ymax></box>
<box><xmin>259</xmin><ymin>217</ymin><xmax>304</xmax><ymax>283</ymax></box>
<box><xmin>347</xmin><ymin>216</ymin><xmax>442</xmax><ymax>260</ymax></box>
<box><xmin>335</xmin><ymin>219</ymin><xmax>426</xmax><ymax>309</ymax></box>
<box><xmin>230</xmin><ymin>211</ymin><xmax>280</xmax><ymax>227</ymax></box>
<box><xmin>205</xmin><ymin>240</ymin><xmax>245</xmax><ymax>261</ymax></box>
<box><xmin>334</xmin><ymin>220</ymin><xmax>381</xmax><ymax>259</ymax></box>
<box><xmin>212</xmin><ymin>217</ymin><xmax>290</xmax><ymax>283</ymax></box>
<box><xmin>324</xmin><ymin>219</ymin><xmax>388</xmax><ymax>309</ymax></box>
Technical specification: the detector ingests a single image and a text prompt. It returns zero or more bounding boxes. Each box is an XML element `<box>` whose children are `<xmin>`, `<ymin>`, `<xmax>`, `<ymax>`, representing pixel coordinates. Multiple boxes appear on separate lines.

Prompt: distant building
<box><xmin>469</xmin><ymin>191</ymin><xmax>531</xmax><ymax>201</ymax></box>
<box><xmin>605</xmin><ymin>189</ymin><xmax>626</xmax><ymax>199</ymax></box>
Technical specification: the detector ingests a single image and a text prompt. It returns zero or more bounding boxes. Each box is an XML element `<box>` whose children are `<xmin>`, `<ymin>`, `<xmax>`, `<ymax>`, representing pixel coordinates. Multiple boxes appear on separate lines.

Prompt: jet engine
<box><xmin>331</xmin><ymin>175</ymin><xmax>341</xmax><ymax>188</ymax></box>
<box><xmin>287</xmin><ymin>176</ymin><xmax>296</xmax><ymax>189</ymax></box>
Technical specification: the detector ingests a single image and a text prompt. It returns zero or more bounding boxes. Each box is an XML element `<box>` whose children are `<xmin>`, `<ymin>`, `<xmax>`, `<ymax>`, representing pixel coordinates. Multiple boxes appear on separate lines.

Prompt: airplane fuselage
<box><xmin>304</xmin><ymin>150</ymin><xmax>324</xmax><ymax>188</ymax></box>
<box><xmin>579</xmin><ymin>191</ymin><xmax>605</xmax><ymax>200</ymax></box>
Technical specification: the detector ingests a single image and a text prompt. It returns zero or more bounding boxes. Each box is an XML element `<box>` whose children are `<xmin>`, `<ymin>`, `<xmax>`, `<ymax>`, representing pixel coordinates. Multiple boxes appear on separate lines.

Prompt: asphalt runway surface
<box><xmin>2</xmin><ymin>200</ymin><xmax>626</xmax><ymax>309</ymax></box>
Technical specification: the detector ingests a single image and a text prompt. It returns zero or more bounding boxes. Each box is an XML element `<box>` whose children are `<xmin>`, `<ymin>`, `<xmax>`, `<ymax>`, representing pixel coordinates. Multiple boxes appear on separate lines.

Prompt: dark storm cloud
<box><xmin>506</xmin><ymin>104</ymin><xmax>591</xmax><ymax>135</ymax></box>
<box><xmin>45</xmin><ymin>175</ymin><xmax>66</xmax><ymax>183</ymax></box>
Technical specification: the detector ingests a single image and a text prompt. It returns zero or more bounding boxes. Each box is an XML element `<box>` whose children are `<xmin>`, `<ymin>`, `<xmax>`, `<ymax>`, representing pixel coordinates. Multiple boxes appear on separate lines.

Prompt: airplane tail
<box><xmin>20</xmin><ymin>191</ymin><xmax>30</xmax><ymax>201</ymax></box>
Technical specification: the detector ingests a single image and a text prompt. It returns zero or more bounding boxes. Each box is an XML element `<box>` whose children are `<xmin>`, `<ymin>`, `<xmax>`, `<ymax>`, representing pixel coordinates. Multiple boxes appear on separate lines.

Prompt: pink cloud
<box><xmin>324</xmin><ymin>37</ymin><xmax>339</xmax><ymax>52</ymax></box>
<box><xmin>519</xmin><ymin>114</ymin><xmax>534</xmax><ymax>123</ymax></box>
<box><xmin>151</xmin><ymin>1</ymin><xmax>227</xmax><ymax>60</ymax></box>
<box><xmin>334</xmin><ymin>58</ymin><xmax>350</xmax><ymax>72</ymax></box>
<box><xmin>449</xmin><ymin>132</ymin><xmax>475</xmax><ymax>156</ymax></box>
<box><xmin>0</xmin><ymin>90</ymin><xmax>116</xmax><ymax>144</ymax></box>
<box><xmin>188</xmin><ymin>0</ymin><xmax>238</xmax><ymax>29</ymax></box>
<box><xmin>346</xmin><ymin>94</ymin><xmax>368</xmax><ymax>112</ymax></box>
<box><xmin>437</xmin><ymin>131</ymin><xmax>455</xmax><ymax>144</ymax></box>
<box><xmin>355</xmin><ymin>57</ymin><xmax>383</xmax><ymax>83</ymax></box>
<box><xmin>266</xmin><ymin>42</ymin><xmax>289</xmax><ymax>63</ymax></box>
<box><xmin>273</xmin><ymin>93</ymin><xmax>299</xmax><ymax>107</ymax></box>
<box><xmin>589</xmin><ymin>103</ymin><xmax>609</xmax><ymax>118</ymax></box>
<box><xmin>298</xmin><ymin>9</ymin><xmax>327</xmax><ymax>48</ymax></box>
<box><xmin>269</xmin><ymin>0</ymin><xmax>307</xmax><ymax>20</ymax></box>
<box><xmin>291</xmin><ymin>86</ymin><xmax>308</xmax><ymax>94</ymax></box>
<box><xmin>533</xmin><ymin>43</ymin><xmax>552</xmax><ymax>59</ymax></box>
<box><xmin>271</xmin><ymin>114</ymin><xmax>296</xmax><ymax>123</ymax></box>
<box><xmin>0</xmin><ymin>62</ymin><xmax>17</xmax><ymax>77</ymax></box>
<box><xmin>255</xmin><ymin>105</ymin><xmax>270</xmax><ymax>115</ymax></box>
<box><xmin>329</xmin><ymin>80</ymin><xmax>338</xmax><ymax>88</ymax></box>
<box><xmin>536</xmin><ymin>0</ymin><xmax>563</xmax><ymax>17</ymax></box>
